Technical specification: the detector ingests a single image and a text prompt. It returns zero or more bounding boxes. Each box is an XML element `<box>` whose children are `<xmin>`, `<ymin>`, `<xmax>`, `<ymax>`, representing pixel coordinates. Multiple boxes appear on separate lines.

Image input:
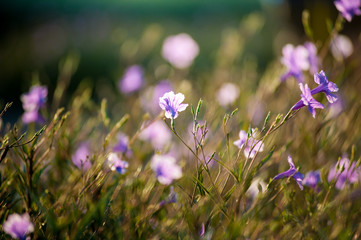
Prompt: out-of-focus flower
<box><xmin>304</xmin><ymin>42</ymin><xmax>319</xmax><ymax>75</ymax></box>
<box><xmin>281</xmin><ymin>44</ymin><xmax>309</xmax><ymax>83</ymax></box>
<box><xmin>216</xmin><ymin>83</ymin><xmax>240</xmax><ymax>107</ymax></box>
<box><xmin>118</xmin><ymin>65</ymin><xmax>144</xmax><ymax>94</ymax></box>
<box><xmin>334</xmin><ymin>0</ymin><xmax>361</xmax><ymax>22</ymax></box>
<box><xmin>273</xmin><ymin>155</ymin><xmax>304</xmax><ymax>190</ymax></box>
<box><xmin>21</xmin><ymin>85</ymin><xmax>47</xmax><ymax>112</ymax></box>
<box><xmin>107</xmin><ymin>152</ymin><xmax>129</xmax><ymax>174</ymax></box>
<box><xmin>247</xmin><ymin>177</ymin><xmax>267</xmax><ymax>198</ymax></box>
<box><xmin>139</xmin><ymin>120</ymin><xmax>172</xmax><ymax>149</ymax></box>
<box><xmin>160</xmin><ymin>186</ymin><xmax>177</xmax><ymax>206</ymax></box>
<box><xmin>327</xmin><ymin>97</ymin><xmax>344</xmax><ymax>119</ymax></box>
<box><xmin>21</xmin><ymin>85</ymin><xmax>47</xmax><ymax>124</ymax></box>
<box><xmin>331</xmin><ymin>34</ymin><xmax>354</xmax><ymax>61</ymax></box>
<box><xmin>162</xmin><ymin>33</ymin><xmax>199</xmax><ymax>69</ymax></box>
<box><xmin>302</xmin><ymin>170</ymin><xmax>321</xmax><ymax>189</ymax></box>
<box><xmin>199</xmin><ymin>223</ymin><xmax>205</xmax><ymax>237</ymax></box>
<box><xmin>247</xmin><ymin>98</ymin><xmax>265</xmax><ymax>126</ymax></box>
<box><xmin>141</xmin><ymin>81</ymin><xmax>173</xmax><ymax>115</ymax></box>
<box><xmin>3</xmin><ymin>213</ymin><xmax>34</xmax><ymax>240</ymax></box>
<box><xmin>292</xmin><ymin>83</ymin><xmax>324</xmax><ymax>118</ymax></box>
<box><xmin>311</xmin><ymin>70</ymin><xmax>339</xmax><ymax>103</ymax></box>
<box><xmin>22</xmin><ymin>111</ymin><xmax>45</xmax><ymax>124</ymax></box>
<box><xmin>72</xmin><ymin>143</ymin><xmax>92</xmax><ymax>170</ymax></box>
<box><xmin>159</xmin><ymin>91</ymin><xmax>188</xmax><ymax>119</ymax></box>
<box><xmin>150</xmin><ymin>155</ymin><xmax>182</xmax><ymax>185</ymax></box>
<box><xmin>113</xmin><ymin>133</ymin><xmax>132</xmax><ymax>157</ymax></box>
<box><xmin>328</xmin><ymin>155</ymin><xmax>361</xmax><ymax>189</ymax></box>
<box><xmin>234</xmin><ymin>129</ymin><xmax>264</xmax><ymax>159</ymax></box>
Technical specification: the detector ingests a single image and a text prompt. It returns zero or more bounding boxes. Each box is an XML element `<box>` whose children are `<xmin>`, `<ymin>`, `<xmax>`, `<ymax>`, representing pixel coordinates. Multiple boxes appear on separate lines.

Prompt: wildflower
<box><xmin>302</xmin><ymin>170</ymin><xmax>321</xmax><ymax>189</ymax></box>
<box><xmin>162</xmin><ymin>33</ymin><xmax>199</xmax><ymax>69</ymax></box>
<box><xmin>118</xmin><ymin>65</ymin><xmax>144</xmax><ymax>94</ymax></box>
<box><xmin>328</xmin><ymin>156</ymin><xmax>361</xmax><ymax>189</ymax></box>
<box><xmin>234</xmin><ymin>129</ymin><xmax>264</xmax><ymax>159</ymax></box>
<box><xmin>3</xmin><ymin>213</ymin><xmax>34</xmax><ymax>240</ymax></box>
<box><xmin>331</xmin><ymin>34</ymin><xmax>354</xmax><ymax>61</ymax></box>
<box><xmin>334</xmin><ymin>0</ymin><xmax>361</xmax><ymax>22</ymax></box>
<box><xmin>113</xmin><ymin>133</ymin><xmax>132</xmax><ymax>157</ymax></box>
<box><xmin>273</xmin><ymin>155</ymin><xmax>304</xmax><ymax>190</ymax></box>
<box><xmin>150</xmin><ymin>155</ymin><xmax>182</xmax><ymax>185</ymax></box>
<box><xmin>292</xmin><ymin>83</ymin><xmax>324</xmax><ymax>118</ymax></box>
<box><xmin>21</xmin><ymin>85</ymin><xmax>47</xmax><ymax>124</ymax></box>
<box><xmin>72</xmin><ymin>143</ymin><xmax>91</xmax><ymax>170</ymax></box>
<box><xmin>247</xmin><ymin>177</ymin><xmax>267</xmax><ymax>198</ymax></box>
<box><xmin>281</xmin><ymin>44</ymin><xmax>309</xmax><ymax>83</ymax></box>
<box><xmin>22</xmin><ymin>111</ymin><xmax>45</xmax><ymax>124</ymax></box>
<box><xmin>159</xmin><ymin>186</ymin><xmax>177</xmax><ymax>206</ymax></box>
<box><xmin>107</xmin><ymin>152</ymin><xmax>129</xmax><ymax>174</ymax></box>
<box><xmin>159</xmin><ymin>91</ymin><xmax>188</xmax><ymax>119</ymax></box>
<box><xmin>139</xmin><ymin>120</ymin><xmax>172</xmax><ymax>149</ymax></box>
<box><xmin>304</xmin><ymin>42</ymin><xmax>319</xmax><ymax>75</ymax></box>
<box><xmin>311</xmin><ymin>70</ymin><xmax>339</xmax><ymax>103</ymax></box>
<box><xmin>216</xmin><ymin>83</ymin><xmax>240</xmax><ymax>107</ymax></box>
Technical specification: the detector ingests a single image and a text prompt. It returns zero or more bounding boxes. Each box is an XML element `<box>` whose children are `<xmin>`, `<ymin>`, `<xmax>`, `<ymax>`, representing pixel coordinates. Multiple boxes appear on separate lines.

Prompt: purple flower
<box><xmin>159</xmin><ymin>91</ymin><xmax>188</xmax><ymax>119</ymax></box>
<box><xmin>159</xmin><ymin>186</ymin><xmax>177</xmax><ymax>206</ymax></box>
<box><xmin>273</xmin><ymin>155</ymin><xmax>304</xmax><ymax>190</ymax></box>
<box><xmin>216</xmin><ymin>83</ymin><xmax>240</xmax><ymax>106</ymax></box>
<box><xmin>334</xmin><ymin>0</ymin><xmax>361</xmax><ymax>22</ymax></box>
<box><xmin>311</xmin><ymin>70</ymin><xmax>339</xmax><ymax>103</ymax></box>
<box><xmin>234</xmin><ymin>129</ymin><xmax>264</xmax><ymax>159</ymax></box>
<box><xmin>302</xmin><ymin>170</ymin><xmax>321</xmax><ymax>189</ymax></box>
<box><xmin>112</xmin><ymin>133</ymin><xmax>132</xmax><ymax>157</ymax></box>
<box><xmin>107</xmin><ymin>152</ymin><xmax>129</xmax><ymax>174</ymax></box>
<box><xmin>20</xmin><ymin>85</ymin><xmax>47</xmax><ymax>124</ymax></box>
<box><xmin>292</xmin><ymin>83</ymin><xmax>324</xmax><ymax>118</ymax></box>
<box><xmin>3</xmin><ymin>213</ymin><xmax>34</xmax><ymax>240</ymax></box>
<box><xmin>162</xmin><ymin>33</ymin><xmax>199</xmax><ymax>69</ymax></box>
<box><xmin>304</xmin><ymin>42</ymin><xmax>319</xmax><ymax>75</ymax></box>
<box><xmin>331</xmin><ymin>34</ymin><xmax>354</xmax><ymax>61</ymax></box>
<box><xmin>328</xmin><ymin>156</ymin><xmax>361</xmax><ymax>189</ymax></box>
<box><xmin>281</xmin><ymin>44</ymin><xmax>310</xmax><ymax>83</ymax></box>
<box><xmin>150</xmin><ymin>155</ymin><xmax>182</xmax><ymax>185</ymax></box>
<box><xmin>21</xmin><ymin>85</ymin><xmax>47</xmax><ymax>111</ymax></box>
<box><xmin>72</xmin><ymin>143</ymin><xmax>92</xmax><ymax>170</ymax></box>
<box><xmin>118</xmin><ymin>65</ymin><xmax>144</xmax><ymax>94</ymax></box>
<box><xmin>22</xmin><ymin>110</ymin><xmax>45</xmax><ymax>124</ymax></box>
<box><xmin>139</xmin><ymin>120</ymin><xmax>172</xmax><ymax>149</ymax></box>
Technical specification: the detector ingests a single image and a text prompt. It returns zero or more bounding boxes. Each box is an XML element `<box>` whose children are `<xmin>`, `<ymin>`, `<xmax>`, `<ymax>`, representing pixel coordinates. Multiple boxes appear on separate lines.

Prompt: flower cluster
<box><xmin>292</xmin><ymin>71</ymin><xmax>339</xmax><ymax>118</ymax></box>
<box><xmin>328</xmin><ymin>156</ymin><xmax>361</xmax><ymax>189</ymax></box>
<box><xmin>21</xmin><ymin>85</ymin><xmax>47</xmax><ymax>124</ymax></box>
<box><xmin>234</xmin><ymin>129</ymin><xmax>264</xmax><ymax>159</ymax></box>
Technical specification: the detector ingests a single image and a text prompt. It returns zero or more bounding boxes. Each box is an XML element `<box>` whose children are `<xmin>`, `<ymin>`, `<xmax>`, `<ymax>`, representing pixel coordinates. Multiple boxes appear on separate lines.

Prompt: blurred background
<box><xmin>0</xmin><ymin>0</ymin><xmax>359</xmax><ymax>123</ymax></box>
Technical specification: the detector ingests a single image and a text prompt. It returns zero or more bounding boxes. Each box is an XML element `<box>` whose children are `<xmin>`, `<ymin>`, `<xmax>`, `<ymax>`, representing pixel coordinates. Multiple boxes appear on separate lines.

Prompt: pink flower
<box><xmin>162</xmin><ymin>33</ymin><xmax>199</xmax><ymax>69</ymax></box>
